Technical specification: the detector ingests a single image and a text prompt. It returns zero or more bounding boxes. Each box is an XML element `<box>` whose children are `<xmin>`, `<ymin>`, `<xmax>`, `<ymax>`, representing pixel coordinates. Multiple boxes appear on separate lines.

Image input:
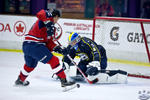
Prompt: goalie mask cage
<box><xmin>92</xmin><ymin>16</ymin><xmax>150</xmax><ymax>79</ymax></box>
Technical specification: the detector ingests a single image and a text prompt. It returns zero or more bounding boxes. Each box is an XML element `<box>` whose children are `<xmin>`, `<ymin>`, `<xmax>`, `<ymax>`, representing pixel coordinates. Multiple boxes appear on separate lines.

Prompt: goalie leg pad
<box><xmin>87</xmin><ymin>73</ymin><xmax>109</xmax><ymax>83</ymax></box>
<box><xmin>63</xmin><ymin>62</ymin><xmax>77</xmax><ymax>77</ymax></box>
<box><xmin>87</xmin><ymin>71</ymin><xmax>128</xmax><ymax>84</ymax></box>
<box><xmin>108</xmin><ymin>73</ymin><xmax>128</xmax><ymax>84</ymax></box>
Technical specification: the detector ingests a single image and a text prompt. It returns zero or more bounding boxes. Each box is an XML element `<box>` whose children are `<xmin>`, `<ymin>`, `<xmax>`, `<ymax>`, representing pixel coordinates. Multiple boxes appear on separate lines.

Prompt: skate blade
<box><xmin>62</xmin><ymin>84</ymin><xmax>80</xmax><ymax>92</ymax></box>
<box><xmin>13</xmin><ymin>84</ymin><xmax>29</xmax><ymax>87</ymax></box>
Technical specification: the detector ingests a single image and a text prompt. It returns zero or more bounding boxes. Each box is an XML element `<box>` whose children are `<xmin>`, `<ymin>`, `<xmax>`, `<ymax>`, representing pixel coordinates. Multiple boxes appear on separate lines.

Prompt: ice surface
<box><xmin>0</xmin><ymin>51</ymin><xmax>150</xmax><ymax>100</ymax></box>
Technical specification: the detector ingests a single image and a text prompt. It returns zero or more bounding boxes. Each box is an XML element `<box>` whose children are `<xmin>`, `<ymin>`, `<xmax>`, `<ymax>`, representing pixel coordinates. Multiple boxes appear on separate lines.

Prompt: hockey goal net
<box><xmin>92</xmin><ymin>16</ymin><xmax>150</xmax><ymax>79</ymax></box>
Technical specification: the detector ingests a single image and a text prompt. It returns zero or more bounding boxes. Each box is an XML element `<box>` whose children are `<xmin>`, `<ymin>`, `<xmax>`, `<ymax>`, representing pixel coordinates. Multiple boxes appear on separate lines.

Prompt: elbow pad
<box><xmin>45</xmin><ymin>21</ymin><xmax>55</xmax><ymax>36</ymax></box>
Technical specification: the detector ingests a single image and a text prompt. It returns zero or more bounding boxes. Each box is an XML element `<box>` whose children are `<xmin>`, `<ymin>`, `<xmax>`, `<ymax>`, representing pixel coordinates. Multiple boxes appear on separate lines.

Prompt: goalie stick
<box><xmin>66</xmin><ymin>55</ymin><xmax>98</xmax><ymax>84</ymax></box>
<box><xmin>56</xmin><ymin>40</ymin><xmax>150</xmax><ymax>82</ymax></box>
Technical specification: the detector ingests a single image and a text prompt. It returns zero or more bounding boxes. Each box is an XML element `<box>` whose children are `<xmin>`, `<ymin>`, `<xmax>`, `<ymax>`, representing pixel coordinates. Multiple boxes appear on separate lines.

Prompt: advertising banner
<box><xmin>0</xmin><ymin>15</ymin><xmax>36</xmax><ymax>42</ymax></box>
<box><xmin>95</xmin><ymin>20</ymin><xmax>150</xmax><ymax>53</ymax></box>
<box><xmin>58</xmin><ymin>18</ymin><xmax>95</xmax><ymax>46</ymax></box>
<box><xmin>0</xmin><ymin>15</ymin><xmax>95</xmax><ymax>48</ymax></box>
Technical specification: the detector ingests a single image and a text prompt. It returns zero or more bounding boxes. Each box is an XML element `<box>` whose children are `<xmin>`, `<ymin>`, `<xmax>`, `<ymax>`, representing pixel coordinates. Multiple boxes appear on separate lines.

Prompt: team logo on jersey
<box><xmin>138</xmin><ymin>90</ymin><xmax>150</xmax><ymax>100</ymax></box>
<box><xmin>14</xmin><ymin>21</ymin><xmax>26</xmax><ymax>36</ymax></box>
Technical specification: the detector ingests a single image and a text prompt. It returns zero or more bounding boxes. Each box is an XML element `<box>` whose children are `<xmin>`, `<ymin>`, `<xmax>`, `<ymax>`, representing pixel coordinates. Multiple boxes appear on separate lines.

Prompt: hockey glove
<box><xmin>87</xmin><ymin>61</ymin><xmax>100</xmax><ymax>70</ymax></box>
<box><xmin>53</xmin><ymin>46</ymin><xmax>68</xmax><ymax>55</ymax></box>
<box><xmin>86</xmin><ymin>66</ymin><xmax>99</xmax><ymax>76</ymax></box>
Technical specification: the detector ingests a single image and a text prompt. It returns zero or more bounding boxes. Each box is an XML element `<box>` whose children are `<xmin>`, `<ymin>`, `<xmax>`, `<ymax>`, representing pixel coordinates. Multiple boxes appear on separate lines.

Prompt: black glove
<box><xmin>53</xmin><ymin>46</ymin><xmax>69</xmax><ymax>55</ymax></box>
<box><xmin>86</xmin><ymin>66</ymin><xmax>99</xmax><ymax>76</ymax></box>
<box><xmin>45</xmin><ymin>21</ymin><xmax>55</xmax><ymax>36</ymax></box>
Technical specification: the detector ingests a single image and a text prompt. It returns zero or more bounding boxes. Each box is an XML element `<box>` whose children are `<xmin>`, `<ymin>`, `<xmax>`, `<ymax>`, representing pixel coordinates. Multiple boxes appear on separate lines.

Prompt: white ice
<box><xmin>0</xmin><ymin>51</ymin><xmax>150</xmax><ymax>100</ymax></box>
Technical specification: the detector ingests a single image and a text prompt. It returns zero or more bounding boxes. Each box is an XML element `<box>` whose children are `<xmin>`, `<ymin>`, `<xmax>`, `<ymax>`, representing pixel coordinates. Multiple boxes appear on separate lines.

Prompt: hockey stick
<box><xmin>56</xmin><ymin>40</ymin><xmax>97</xmax><ymax>84</ymax></box>
<box><xmin>127</xmin><ymin>73</ymin><xmax>150</xmax><ymax>79</ymax></box>
<box><xmin>56</xmin><ymin>40</ymin><xmax>150</xmax><ymax>80</ymax></box>
<box><xmin>99</xmin><ymin>69</ymin><xmax>150</xmax><ymax>79</ymax></box>
<box><xmin>66</xmin><ymin>55</ymin><xmax>98</xmax><ymax>84</ymax></box>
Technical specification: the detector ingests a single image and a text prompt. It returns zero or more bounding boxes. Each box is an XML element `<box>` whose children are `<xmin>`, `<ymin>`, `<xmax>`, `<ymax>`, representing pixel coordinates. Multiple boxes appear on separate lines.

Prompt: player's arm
<box><xmin>36</xmin><ymin>9</ymin><xmax>53</xmax><ymax>22</ymax></box>
<box><xmin>83</xmin><ymin>38</ymin><xmax>101</xmax><ymax>69</ymax></box>
<box><xmin>83</xmin><ymin>38</ymin><xmax>101</xmax><ymax>61</ymax></box>
<box><xmin>62</xmin><ymin>45</ymin><xmax>76</xmax><ymax>65</ymax></box>
<box><xmin>36</xmin><ymin>9</ymin><xmax>55</xmax><ymax>36</ymax></box>
<box><xmin>46</xmin><ymin>37</ymin><xmax>57</xmax><ymax>51</ymax></box>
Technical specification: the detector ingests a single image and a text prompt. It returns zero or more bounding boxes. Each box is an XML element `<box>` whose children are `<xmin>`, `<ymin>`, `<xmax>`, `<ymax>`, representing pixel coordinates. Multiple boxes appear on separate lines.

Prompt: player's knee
<box><xmin>47</xmin><ymin>56</ymin><xmax>60</xmax><ymax>69</ymax></box>
<box><xmin>47</xmin><ymin>56</ymin><xmax>64</xmax><ymax>74</ymax></box>
<box><xmin>26</xmin><ymin>60</ymin><xmax>38</xmax><ymax>68</ymax></box>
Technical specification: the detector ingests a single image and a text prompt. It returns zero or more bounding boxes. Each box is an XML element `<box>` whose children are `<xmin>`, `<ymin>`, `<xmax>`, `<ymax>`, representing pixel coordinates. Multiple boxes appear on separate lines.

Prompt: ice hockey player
<box><xmin>15</xmin><ymin>9</ymin><xmax>77</xmax><ymax>90</ymax></box>
<box><xmin>62</xmin><ymin>32</ymin><xmax>128</xmax><ymax>84</ymax></box>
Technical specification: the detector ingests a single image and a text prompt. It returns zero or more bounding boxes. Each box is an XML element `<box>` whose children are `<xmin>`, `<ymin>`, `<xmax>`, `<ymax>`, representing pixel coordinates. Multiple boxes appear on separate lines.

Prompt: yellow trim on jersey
<box><xmin>76</xmin><ymin>52</ymin><xmax>89</xmax><ymax>61</ymax></box>
<box><xmin>81</xmin><ymin>39</ymin><xmax>94</xmax><ymax>60</ymax></box>
<box><xmin>81</xmin><ymin>38</ymin><xmax>101</xmax><ymax>62</ymax></box>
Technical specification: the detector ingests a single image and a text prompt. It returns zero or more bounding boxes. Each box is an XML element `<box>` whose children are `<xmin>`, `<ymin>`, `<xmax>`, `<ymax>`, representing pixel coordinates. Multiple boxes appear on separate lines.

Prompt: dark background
<box><xmin>0</xmin><ymin>0</ymin><xmax>150</xmax><ymax>19</ymax></box>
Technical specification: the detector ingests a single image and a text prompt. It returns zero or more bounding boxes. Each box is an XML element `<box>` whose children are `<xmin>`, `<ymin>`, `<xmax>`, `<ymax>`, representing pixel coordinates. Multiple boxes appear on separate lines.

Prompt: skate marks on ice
<box><xmin>33</xmin><ymin>75</ymin><xmax>80</xmax><ymax>92</ymax></box>
<box><xmin>1</xmin><ymin>52</ymin><xmax>150</xmax><ymax>100</ymax></box>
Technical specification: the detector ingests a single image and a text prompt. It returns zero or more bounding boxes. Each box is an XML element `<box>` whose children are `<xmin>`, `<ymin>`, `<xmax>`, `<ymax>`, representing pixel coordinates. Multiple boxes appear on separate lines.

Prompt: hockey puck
<box><xmin>77</xmin><ymin>84</ymin><xmax>80</xmax><ymax>88</ymax></box>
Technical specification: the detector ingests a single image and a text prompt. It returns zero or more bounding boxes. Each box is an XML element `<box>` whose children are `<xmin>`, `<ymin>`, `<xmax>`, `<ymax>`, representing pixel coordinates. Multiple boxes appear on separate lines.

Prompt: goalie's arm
<box><xmin>88</xmin><ymin>41</ymin><xmax>101</xmax><ymax>62</ymax></box>
<box><xmin>62</xmin><ymin>46</ymin><xmax>76</xmax><ymax>65</ymax></box>
<box><xmin>82</xmin><ymin>37</ymin><xmax>101</xmax><ymax>62</ymax></box>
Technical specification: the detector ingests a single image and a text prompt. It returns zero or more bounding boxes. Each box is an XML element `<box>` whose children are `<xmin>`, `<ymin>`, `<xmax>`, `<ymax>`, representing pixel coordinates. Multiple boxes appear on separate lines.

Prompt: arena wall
<box><xmin>0</xmin><ymin>15</ymin><xmax>149</xmax><ymax>64</ymax></box>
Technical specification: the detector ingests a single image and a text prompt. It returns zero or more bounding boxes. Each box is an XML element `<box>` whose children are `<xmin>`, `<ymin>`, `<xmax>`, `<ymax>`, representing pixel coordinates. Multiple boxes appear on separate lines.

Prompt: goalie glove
<box><xmin>87</xmin><ymin>61</ymin><xmax>100</xmax><ymax>70</ymax></box>
<box><xmin>86</xmin><ymin>66</ymin><xmax>99</xmax><ymax>76</ymax></box>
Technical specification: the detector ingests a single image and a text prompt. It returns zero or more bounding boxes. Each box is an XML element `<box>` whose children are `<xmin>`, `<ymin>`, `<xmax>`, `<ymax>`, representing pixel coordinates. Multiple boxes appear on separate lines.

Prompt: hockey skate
<box><xmin>15</xmin><ymin>77</ymin><xmax>30</xmax><ymax>86</ymax></box>
<box><xmin>60</xmin><ymin>78</ymin><xmax>80</xmax><ymax>92</ymax></box>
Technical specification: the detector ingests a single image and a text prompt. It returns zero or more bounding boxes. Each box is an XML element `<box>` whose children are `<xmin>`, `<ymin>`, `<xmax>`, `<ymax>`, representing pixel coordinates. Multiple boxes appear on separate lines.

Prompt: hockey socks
<box><xmin>19</xmin><ymin>64</ymin><xmax>34</xmax><ymax>82</ymax></box>
<box><xmin>47</xmin><ymin>56</ymin><xmax>66</xmax><ymax>79</ymax></box>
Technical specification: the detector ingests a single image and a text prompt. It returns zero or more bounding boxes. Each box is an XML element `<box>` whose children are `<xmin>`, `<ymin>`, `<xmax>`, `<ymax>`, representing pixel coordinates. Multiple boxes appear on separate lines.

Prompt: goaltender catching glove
<box><xmin>87</xmin><ymin>61</ymin><xmax>100</xmax><ymax>70</ymax></box>
<box><xmin>86</xmin><ymin>61</ymin><xmax>100</xmax><ymax>76</ymax></box>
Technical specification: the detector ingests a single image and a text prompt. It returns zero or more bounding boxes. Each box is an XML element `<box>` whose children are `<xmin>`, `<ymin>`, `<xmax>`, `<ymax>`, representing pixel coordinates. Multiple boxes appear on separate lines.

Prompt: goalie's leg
<box><xmin>86</xmin><ymin>68</ymin><xmax>128</xmax><ymax>84</ymax></box>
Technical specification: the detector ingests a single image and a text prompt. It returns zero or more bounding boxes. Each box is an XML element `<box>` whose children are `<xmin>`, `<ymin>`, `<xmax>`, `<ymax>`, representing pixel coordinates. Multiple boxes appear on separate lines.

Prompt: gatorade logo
<box><xmin>110</xmin><ymin>26</ymin><xmax>119</xmax><ymax>41</ymax></box>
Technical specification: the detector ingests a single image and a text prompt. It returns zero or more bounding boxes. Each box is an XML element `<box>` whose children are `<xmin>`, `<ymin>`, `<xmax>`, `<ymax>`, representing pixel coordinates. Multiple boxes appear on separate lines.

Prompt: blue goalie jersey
<box><xmin>63</xmin><ymin>37</ymin><xmax>107</xmax><ymax>72</ymax></box>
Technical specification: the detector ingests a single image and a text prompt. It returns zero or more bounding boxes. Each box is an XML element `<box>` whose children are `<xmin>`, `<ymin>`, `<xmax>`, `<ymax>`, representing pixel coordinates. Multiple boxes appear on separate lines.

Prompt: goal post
<box><xmin>92</xmin><ymin>16</ymin><xmax>150</xmax><ymax>79</ymax></box>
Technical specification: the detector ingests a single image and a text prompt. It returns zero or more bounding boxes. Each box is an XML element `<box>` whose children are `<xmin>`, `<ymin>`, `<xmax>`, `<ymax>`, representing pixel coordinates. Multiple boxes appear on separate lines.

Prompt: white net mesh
<box><xmin>93</xmin><ymin>17</ymin><xmax>150</xmax><ymax>78</ymax></box>
<box><xmin>94</xmin><ymin>17</ymin><xmax>150</xmax><ymax>63</ymax></box>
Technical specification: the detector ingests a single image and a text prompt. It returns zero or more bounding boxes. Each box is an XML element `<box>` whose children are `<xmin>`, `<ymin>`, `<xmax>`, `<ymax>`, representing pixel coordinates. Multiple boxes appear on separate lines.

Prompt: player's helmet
<box><xmin>68</xmin><ymin>32</ymin><xmax>81</xmax><ymax>50</ymax></box>
<box><xmin>51</xmin><ymin>9</ymin><xmax>61</xmax><ymax>17</ymax></box>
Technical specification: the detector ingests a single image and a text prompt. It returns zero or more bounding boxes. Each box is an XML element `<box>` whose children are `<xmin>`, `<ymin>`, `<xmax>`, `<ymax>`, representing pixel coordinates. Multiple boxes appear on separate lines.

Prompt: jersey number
<box><xmin>78</xmin><ymin>53</ymin><xmax>88</xmax><ymax>61</ymax></box>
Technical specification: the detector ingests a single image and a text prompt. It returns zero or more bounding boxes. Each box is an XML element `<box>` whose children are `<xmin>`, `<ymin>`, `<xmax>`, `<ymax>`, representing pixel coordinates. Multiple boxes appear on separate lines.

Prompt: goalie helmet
<box><xmin>68</xmin><ymin>32</ymin><xmax>81</xmax><ymax>50</ymax></box>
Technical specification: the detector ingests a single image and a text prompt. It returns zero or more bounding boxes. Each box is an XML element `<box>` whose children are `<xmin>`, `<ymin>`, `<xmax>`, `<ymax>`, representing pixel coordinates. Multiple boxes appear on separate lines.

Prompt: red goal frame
<box><xmin>92</xmin><ymin>16</ymin><xmax>150</xmax><ymax>63</ymax></box>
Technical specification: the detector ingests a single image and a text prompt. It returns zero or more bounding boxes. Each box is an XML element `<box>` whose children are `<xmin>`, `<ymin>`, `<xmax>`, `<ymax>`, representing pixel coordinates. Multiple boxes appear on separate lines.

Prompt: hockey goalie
<box><xmin>58</xmin><ymin>32</ymin><xmax>128</xmax><ymax>84</ymax></box>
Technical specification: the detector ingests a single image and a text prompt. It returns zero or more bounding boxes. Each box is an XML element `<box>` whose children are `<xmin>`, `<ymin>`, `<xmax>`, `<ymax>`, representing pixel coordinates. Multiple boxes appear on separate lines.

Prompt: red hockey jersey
<box><xmin>25</xmin><ymin>9</ymin><xmax>56</xmax><ymax>51</ymax></box>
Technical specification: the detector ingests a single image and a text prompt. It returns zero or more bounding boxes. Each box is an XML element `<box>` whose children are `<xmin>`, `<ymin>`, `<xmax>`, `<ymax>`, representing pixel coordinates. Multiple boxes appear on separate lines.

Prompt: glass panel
<box><xmin>47</xmin><ymin>0</ymin><xmax>85</xmax><ymax>13</ymax></box>
<box><xmin>19</xmin><ymin>0</ymin><xmax>30</xmax><ymax>14</ymax></box>
<box><xmin>4</xmin><ymin>0</ymin><xmax>30</xmax><ymax>14</ymax></box>
<box><xmin>95</xmin><ymin>0</ymin><xmax>128</xmax><ymax>17</ymax></box>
